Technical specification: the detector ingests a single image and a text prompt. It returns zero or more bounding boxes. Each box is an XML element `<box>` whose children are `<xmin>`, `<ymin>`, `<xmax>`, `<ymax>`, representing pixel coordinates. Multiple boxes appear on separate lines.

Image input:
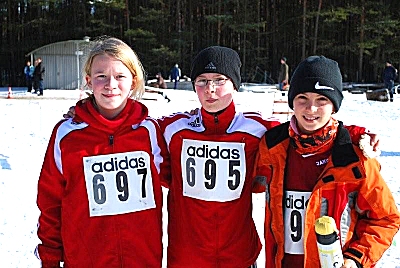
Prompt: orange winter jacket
<box><xmin>256</xmin><ymin>121</ymin><xmax>400</xmax><ymax>268</ymax></box>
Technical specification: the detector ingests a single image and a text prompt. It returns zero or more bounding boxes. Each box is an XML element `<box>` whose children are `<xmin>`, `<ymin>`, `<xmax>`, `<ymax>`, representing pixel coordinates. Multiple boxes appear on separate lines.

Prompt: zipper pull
<box><xmin>109</xmin><ymin>135</ymin><xmax>114</xmax><ymax>146</ymax></box>
<box><xmin>214</xmin><ymin>114</ymin><xmax>219</xmax><ymax>124</ymax></box>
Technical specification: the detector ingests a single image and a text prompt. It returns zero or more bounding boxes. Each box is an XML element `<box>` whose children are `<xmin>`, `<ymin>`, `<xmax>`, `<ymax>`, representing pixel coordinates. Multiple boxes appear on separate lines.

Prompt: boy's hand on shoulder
<box><xmin>368</xmin><ymin>133</ymin><xmax>380</xmax><ymax>152</ymax></box>
<box><xmin>63</xmin><ymin>106</ymin><xmax>76</xmax><ymax>119</ymax></box>
<box><xmin>62</xmin><ymin>95</ymin><xmax>91</xmax><ymax>119</ymax></box>
<box><xmin>359</xmin><ymin>134</ymin><xmax>381</xmax><ymax>158</ymax></box>
<box><xmin>188</xmin><ymin>108</ymin><xmax>199</xmax><ymax>115</ymax></box>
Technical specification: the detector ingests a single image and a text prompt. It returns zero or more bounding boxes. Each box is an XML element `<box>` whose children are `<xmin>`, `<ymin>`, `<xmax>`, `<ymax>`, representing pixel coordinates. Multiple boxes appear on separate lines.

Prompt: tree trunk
<box><xmin>302</xmin><ymin>0</ymin><xmax>307</xmax><ymax>60</ymax></box>
<box><xmin>312</xmin><ymin>0</ymin><xmax>322</xmax><ymax>54</ymax></box>
<box><xmin>125</xmin><ymin>0</ymin><xmax>131</xmax><ymax>43</ymax></box>
<box><xmin>271</xmin><ymin>0</ymin><xmax>278</xmax><ymax>79</ymax></box>
<box><xmin>358</xmin><ymin>0</ymin><xmax>365</xmax><ymax>82</ymax></box>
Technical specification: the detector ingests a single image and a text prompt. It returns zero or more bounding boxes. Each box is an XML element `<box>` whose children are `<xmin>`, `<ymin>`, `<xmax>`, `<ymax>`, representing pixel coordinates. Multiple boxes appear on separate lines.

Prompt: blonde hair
<box><xmin>83</xmin><ymin>36</ymin><xmax>145</xmax><ymax>100</ymax></box>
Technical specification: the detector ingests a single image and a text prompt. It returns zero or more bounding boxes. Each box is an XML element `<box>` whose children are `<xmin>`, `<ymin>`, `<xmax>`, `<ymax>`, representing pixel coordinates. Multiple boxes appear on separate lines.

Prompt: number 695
<box><xmin>185</xmin><ymin>158</ymin><xmax>241</xmax><ymax>190</ymax></box>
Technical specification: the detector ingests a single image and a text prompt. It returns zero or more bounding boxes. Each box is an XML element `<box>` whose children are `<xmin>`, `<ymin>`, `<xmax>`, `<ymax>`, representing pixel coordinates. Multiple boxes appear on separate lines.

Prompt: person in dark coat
<box><xmin>24</xmin><ymin>61</ymin><xmax>34</xmax><ymax>93</ymax></box>
<box><xmin>33</xmin><ymin>57</ymin><xmax>45</xmax><ymax>96</ymax></box>
<box><xmin>383</xmin><ymin>60</ymin><xmax>398</xmax><ymax>102</ymax></box>
<box><xmin>170</xmin><ymin>64</ymin><xmax>181</xmax><ymax>89</ymax></box>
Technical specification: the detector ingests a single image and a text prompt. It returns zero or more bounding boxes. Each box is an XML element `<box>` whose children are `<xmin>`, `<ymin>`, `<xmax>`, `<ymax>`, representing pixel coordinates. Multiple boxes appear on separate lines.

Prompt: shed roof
<box><xmin>26</xmin><ymin>37</ymin><xmax>91</xmax><ymax>56</ymax></box>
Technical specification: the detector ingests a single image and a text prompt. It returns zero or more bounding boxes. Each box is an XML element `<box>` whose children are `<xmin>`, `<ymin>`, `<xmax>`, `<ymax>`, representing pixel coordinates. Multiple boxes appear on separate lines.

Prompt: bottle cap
<box><xmin>315</xmin><ymin>216</ymin><xmax>339</xmax><ymax>235</ymax></box>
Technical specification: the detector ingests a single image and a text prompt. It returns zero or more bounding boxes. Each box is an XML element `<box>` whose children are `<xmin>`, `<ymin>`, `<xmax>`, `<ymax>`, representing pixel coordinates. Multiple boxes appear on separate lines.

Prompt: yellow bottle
<box><xmin>315</xmin><ymin>216</ymin><xmax>344</xmax><ymax>268</ymax></box>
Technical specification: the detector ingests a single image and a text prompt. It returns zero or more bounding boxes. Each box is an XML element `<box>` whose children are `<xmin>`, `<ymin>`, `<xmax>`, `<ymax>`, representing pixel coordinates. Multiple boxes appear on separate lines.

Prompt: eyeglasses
<box><xmin>194</xmin><ymin>78</ymin><xmax>230</xmax><ymax>87</ymax></box>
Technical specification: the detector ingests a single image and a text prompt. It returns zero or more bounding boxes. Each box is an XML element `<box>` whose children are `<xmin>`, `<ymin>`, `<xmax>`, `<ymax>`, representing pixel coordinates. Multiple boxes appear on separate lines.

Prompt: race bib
<box><xmin>284</xmin><ymin>190</ymin><xmax>311</xmax><ymax>254</ymax></box>
<box><xmin>181</xmin><ymin>139</ymin><xmax>246</xmax><ymax>202</ymax></box>
<box><xmin>83</xmin><ymin>151</ymin><xmax>155</xmax><ymax>217</ymax></box>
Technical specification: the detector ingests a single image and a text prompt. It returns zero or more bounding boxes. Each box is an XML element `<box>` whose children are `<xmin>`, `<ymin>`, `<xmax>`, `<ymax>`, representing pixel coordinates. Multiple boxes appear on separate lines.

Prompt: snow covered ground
<box><xmin>0</xmin><ymin>88</ymin><xmax>399</xmax><ymax>267</ymax></box>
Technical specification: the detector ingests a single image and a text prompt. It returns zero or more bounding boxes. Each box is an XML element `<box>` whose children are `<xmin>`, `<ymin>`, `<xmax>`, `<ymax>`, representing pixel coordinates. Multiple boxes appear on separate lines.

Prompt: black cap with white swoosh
<box><xmin>288</xmin><ymin>56</ymin><xmax>344</xmax><ymax>112</ymax></box>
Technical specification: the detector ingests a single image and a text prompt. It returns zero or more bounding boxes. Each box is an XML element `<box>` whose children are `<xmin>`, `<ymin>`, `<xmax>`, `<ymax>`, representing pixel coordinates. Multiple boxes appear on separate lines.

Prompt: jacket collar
<box><xmin>74</xmin><ymin>98</ymin><xmax>149</xmax><ymax>133</ymax></box>
<box><xmin>331</xmin><ymin>121</ymin><xmax>360</xmax><ymax>167</ymax></box>
<box><xmin>200</xmin><ymin>101</ymin><xmax>235</xmax><ymax>134</ymax></box>
<box><xmin>265</xmin><ymin>120</ymin><xmax>360</xmax><ymax>168</ymax></box>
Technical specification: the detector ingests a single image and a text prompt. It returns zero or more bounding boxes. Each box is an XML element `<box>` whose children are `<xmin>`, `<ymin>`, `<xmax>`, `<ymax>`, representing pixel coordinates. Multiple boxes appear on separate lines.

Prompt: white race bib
<box><xmin>181</xmin><ymin>139</ymin><xmax>246</xmax><ymax>202</ymax></box>
<box><xmin>284</xmin><ymin>190</ymin><xmax>311</xmax><ymax>254</ymax></box>
<box><xmin>83</xmin><ymin>151</ymin><xmax>155</xmax><ymax>217</ymax></box>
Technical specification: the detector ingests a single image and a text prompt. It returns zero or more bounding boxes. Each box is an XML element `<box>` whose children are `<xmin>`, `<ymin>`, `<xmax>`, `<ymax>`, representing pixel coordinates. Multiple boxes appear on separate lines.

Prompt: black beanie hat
<box><xmin>288</xmin><ymin>56</ymin><xmax>343</xmax><ymax>112</ymax></box>
<box><xmin>190</xmin><ymin>46</ymin><xmax>242</xmax><ymax>91</ymax></box>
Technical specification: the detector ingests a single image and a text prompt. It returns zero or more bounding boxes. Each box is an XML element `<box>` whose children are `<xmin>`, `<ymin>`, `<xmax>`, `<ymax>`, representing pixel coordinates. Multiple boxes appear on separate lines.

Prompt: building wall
<box><xmin>28</xmin><ymin>40</ymin><xmax>92</xmax><ymax>89</ymax></box>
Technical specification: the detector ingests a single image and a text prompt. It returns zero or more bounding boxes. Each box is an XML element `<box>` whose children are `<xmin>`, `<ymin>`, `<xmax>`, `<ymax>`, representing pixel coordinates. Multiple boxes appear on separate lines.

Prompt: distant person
<box><xmin>146</xmin><ymin>72</ymin><xmax>170</xmax><ymax>102</ymax></box>
<box><xmin>155</xmin><ymin>72</ymin><xmax>167</xmax><ymax>89</ymax></box>
<box><xmin>33</xmin><ymin>57</ymin><xmax>45</xmax><ymax>96</ymax></box>
<box><xmin>35</xmin><ymin>37</ymin><xmax>170</xmax><ymax>267</ymax></box>
<box><xmin>278</xmin><ymin>57</ymin><xmax>289</xmax><ymax>91</ymax></box>
<box><xmin>24</xmin><ymin>60</ymin><xmax>34</xmax><ymax>93</ymax></box>
<box><xmin>170</xmin><ymin>63</ymin><xmax>181</xmax><ymax>89</ymax></box>
<box><xmin>383</xmin><ymin>60</ymin><xmax>398</xmax><ymax>102</ymax></box>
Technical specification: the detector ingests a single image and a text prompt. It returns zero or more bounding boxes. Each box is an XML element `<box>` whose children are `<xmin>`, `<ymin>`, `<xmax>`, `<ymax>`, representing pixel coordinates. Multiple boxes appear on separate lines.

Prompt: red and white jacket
<box><xmin>158</xmin><ymin>101</ymin><xmax>278</xmax><ymax>268</ymax></box>
<box><xmin>36</xmin><ymin>99</ymin><xmax>170</xmax><ymax>267</ymax></box>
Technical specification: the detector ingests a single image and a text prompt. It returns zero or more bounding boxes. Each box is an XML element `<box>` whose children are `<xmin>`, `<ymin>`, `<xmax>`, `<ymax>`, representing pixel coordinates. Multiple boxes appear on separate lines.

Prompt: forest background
<box><xmin>1</xmin><ymin>0</ymin><xmax>399</xmax><ymax>87</ymax></box>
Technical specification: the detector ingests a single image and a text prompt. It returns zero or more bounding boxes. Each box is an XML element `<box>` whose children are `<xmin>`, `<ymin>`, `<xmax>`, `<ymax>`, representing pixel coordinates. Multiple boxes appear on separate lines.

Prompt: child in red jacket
<box><xmin>36</xmin><ymin>37</ymin><xmax>170</xmax><ymax>267</ymax></box>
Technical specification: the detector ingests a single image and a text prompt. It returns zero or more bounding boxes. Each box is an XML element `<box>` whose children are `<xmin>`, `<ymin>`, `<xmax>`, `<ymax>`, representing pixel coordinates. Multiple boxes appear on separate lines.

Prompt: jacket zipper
<box><xmin>213</xmin><ymin>113</ymin><xmax>219</xmax><ymax>124</ymax></box>
<box><xmin>213</xmin><ymin>113</ymin><xmax>219</xmax><ymax>133</ymax></box>
<box><xmin>108</xmin><ymin>134</ymin><xmax>122</xmax><ymax>265</ymax></box>
<box><xmin>109</xmin><ymin>135</ymin><xmax>114</xmax><ymax>151</ymax></box>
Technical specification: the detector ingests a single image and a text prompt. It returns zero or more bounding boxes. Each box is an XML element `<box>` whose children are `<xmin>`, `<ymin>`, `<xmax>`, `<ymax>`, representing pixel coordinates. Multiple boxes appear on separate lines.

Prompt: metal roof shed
<box><xmin>26</xmin><ymin>37</ymin><xmax>91</xmax><ymax>90</ymax></box>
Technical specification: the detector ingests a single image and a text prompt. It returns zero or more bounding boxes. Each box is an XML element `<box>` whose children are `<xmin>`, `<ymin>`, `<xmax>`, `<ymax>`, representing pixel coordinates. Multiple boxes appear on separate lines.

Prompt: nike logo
<box><xmin>301</xmin><ymin>153</ymin><xmax>316</xmax><ymax>158</ymax></box>
<box><xmin>315</xmin><ymin>82</ymin><xmax>335</xmax><ymax>91</ymax></box>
